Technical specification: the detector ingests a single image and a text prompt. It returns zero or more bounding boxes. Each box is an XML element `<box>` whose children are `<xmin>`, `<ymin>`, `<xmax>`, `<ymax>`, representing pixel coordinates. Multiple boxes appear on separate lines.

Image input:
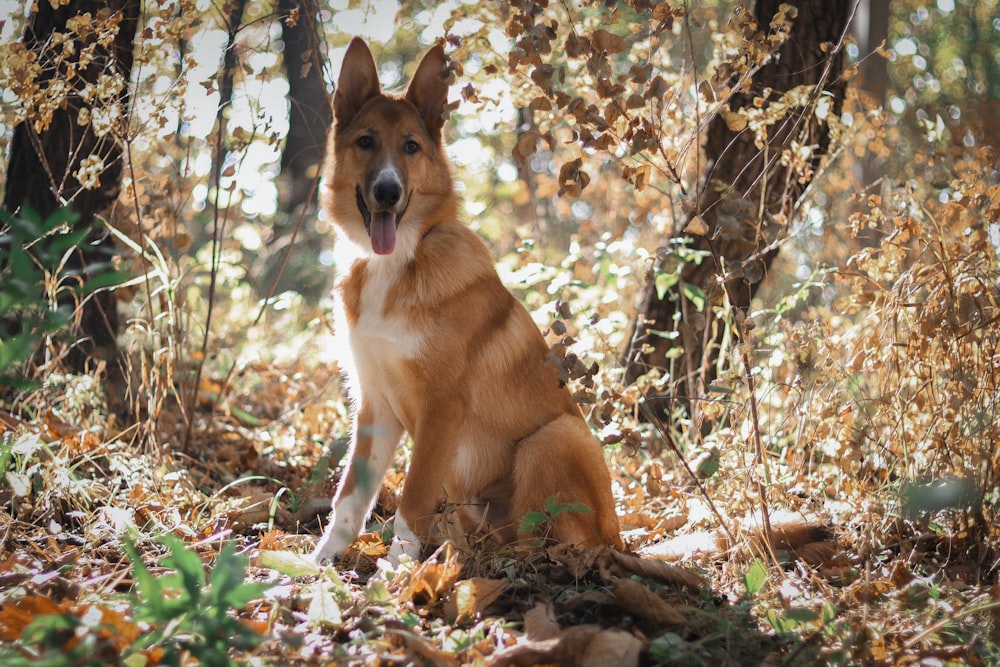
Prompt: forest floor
<box><xmin>1</xmin><ymin>292</ymin><xmax>997</xmax><ymax>667</ymax></box>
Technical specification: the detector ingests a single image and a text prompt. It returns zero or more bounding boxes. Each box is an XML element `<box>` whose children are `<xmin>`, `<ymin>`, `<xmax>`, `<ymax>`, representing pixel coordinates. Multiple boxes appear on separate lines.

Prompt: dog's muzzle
<box><xmin>356</xmin><ymin>185</ymin><xmax>412</xmax><ymax>256</ymax></box>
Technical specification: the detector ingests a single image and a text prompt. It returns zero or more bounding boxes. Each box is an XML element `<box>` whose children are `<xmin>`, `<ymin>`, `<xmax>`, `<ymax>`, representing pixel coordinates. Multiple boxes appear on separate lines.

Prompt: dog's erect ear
<box><xmin>405</xmin><ymin>43</ymin><xmax>450</xmax><ymax>141</ymax></box>
<box><xmin>334</xmin><ymin>38</ymin><xmax>381</xmax><ymax>127</ymax></box>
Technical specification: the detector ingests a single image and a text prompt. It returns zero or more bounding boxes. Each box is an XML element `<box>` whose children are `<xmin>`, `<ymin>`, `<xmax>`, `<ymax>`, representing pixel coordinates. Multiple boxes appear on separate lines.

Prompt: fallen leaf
<box><xmin>489</xmin><ymin>625</ymin><xmax>641</xmax><ymax>667</ymax></box>
<box><xmin>352</xmin><ymin>531</ymin><xmax>389</xmax><ymax>558</ymax></box>
<box><xmin>0</xmin><ymin>594</ymin><xmax>67</xmax><ymax>641</ymax></box>
<box><xmin>306</xmin><ymin>580</ymin><xmax>342</xmax><ymax>627</ymax></box>
<box><xmin>400</xmin><ymin>543</ymin><xmax>461</xmax><ymax>605</ymax></box>
<box><xmin>444</xmin><ymin>577</ymin><xmax>507</xmax><ymax>623</ymax></box>
<box><xmin>387</xmin><ymin>624</ymin><xmax>459</xmax><ymax>667</ymax></box>
<box><xmin>259</xmin><ymin>549</ymin><xmax>320</xmax><ymax>578</ymax></box>
<box><xmin>612</xmin><ymin>577</ymin><xmax>686</xmax><ymax>626</ymax></box>
<box><xmin>579</xmin><ymin>628</ymin><xmax>643</xmax><ymax>666</ymax></box>
<box><xmin>523</xmin><ymin>601</ymin><xmax>560</xmax><ymax>641</ymax></box>
<box><xmin>546</xmin><ymin>542</ymin><xmax>603</xmax><ymax>579</ymax></box>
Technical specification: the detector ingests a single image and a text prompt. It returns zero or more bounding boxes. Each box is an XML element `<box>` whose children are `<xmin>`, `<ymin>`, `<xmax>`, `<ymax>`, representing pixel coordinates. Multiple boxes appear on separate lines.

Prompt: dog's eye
<box><xmin>356</xmin><ymin>135</ymin><xmax>374</xmax><ymax>150</ymax></box>
<box><xmin>403</xmin><ymin>139</ymin><xmax>420</xmax><ymax>155</ymax></box>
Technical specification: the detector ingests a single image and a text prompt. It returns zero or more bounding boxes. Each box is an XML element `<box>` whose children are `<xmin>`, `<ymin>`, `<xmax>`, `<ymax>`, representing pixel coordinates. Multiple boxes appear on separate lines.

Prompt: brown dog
<box><xmin>313</xmin><ymin>38</ymin><xmax>622</xmax><ymax>561</ymax></box>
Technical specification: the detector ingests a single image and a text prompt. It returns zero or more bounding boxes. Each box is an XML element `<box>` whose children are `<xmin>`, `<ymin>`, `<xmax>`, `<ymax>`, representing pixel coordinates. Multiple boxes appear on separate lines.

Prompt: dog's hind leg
<box><xmin>511</xmin><ymin>414</ymin><xmax>622</xmax><ymax>549</ymax></box>
<box><xmin>314</xmin><ymin>399</ymin><xmax>403</xmax><ymax>562</ymax></box>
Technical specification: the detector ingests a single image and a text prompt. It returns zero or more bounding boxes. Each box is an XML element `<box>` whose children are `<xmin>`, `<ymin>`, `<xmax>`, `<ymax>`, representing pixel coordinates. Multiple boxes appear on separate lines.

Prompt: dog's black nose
<box><xmin>373</xmin><ymin>179</ymin><xmax>402</xmax><ymax>208</ymax></box>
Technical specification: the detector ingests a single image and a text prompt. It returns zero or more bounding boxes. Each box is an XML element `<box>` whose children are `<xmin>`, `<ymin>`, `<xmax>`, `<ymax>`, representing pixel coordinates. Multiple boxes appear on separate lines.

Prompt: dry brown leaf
<box><xmin>489</xmin><ymin>625</ymin><xmax>641</xmax><ymax>667</ymax></box>
<box><xmin>0</xmin><ymin>594</ymin><xmax>66</xmax><ymax>641</ymax></box>
<box><xmin>488</xmin><ymin>634</ymin><xmax>569</xmax><ymax>667</ymax></box>
<box><xmin>523</xmin><ymin>601</ymin><xmax>560</xmax><ymax>641</ymax></box>
<box><xmin>612</xmin><ymin>577</ymin><xmax>686</xmax><ymax>626</ymax></box>
<box><xmin>656</xmin><ymin>511</ymin><xmax>689</xmax><ymax>533</ymax></box>
<box><xmin>0</xmin><ymin>410</ymin><xmax>27</xmax><ymax>431</ymax></box>
<box><xmin>684</xmin><ymin>215</ymin><xmax>709</xmax><ymax>236</ymax></box>
<box><xmin>720</xmin><ymin>104</ymin><xmax>748</xmax><ymax>131</ymax></box>
<box><xmin>578</xmin><ymin>628</ymin><xmax>643</xmax><ymax>667</ymax></box>
<box><xmin>557</xmin><ymin>157</ymin><xmax>590</xmax><ymax>198</ymax></box>
<box><xmin>351</xmin><ymin>531</ymin><xmax>389</xmax><ymax>558</ymax></box>
<box><xmin>444</xmin><ymin>577</ymin><xmax>507</xmax><ymax>623</ymax></box>
<box><xmin>96</xmin><ymin>606</ymin><xmax>144</xmax><ymax>650</ymax></box>
<box><xmin>591</xmin><ymin>29</ymin><xmax>626</xmax><ymax>54</ymax></box>
<box><xmin>546</xmin><ymin>542</ymin><xmax>603</xmax><ymax>578</ymax></box>
<box><xmin>561</xmin><ymin>588</ymin><xmax>616</xmax><ymax>615</ymax></box>
<box><xmin>429</xmin><ymin>507</ymin><xmax>470</xmax><ymax>549</ymax></box>
<box><xmin>609</xmin><ymin>549</ymin><xmax>706</xmax><ymax>592</ymax></box>
<box><xmin>386</xmin><ymin>625</ymin><xmax>459</xmax><ymax>667</ymax></box>
<box><xmin>512</xmin><ymin>129</ymin><xmax>540</xmax><ymax>168</ymax></box>
<box><xmin>399</xmin><ymin>543</ymin><xmax>462</xmax><ymax>605</ymax></box>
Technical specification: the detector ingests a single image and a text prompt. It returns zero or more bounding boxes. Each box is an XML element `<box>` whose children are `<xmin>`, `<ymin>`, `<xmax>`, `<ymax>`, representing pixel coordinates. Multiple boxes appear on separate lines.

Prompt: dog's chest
<box><xmin>338</xmin><ymin>259</ymin><xmax>426</xmax><ymax>370</ymax></box>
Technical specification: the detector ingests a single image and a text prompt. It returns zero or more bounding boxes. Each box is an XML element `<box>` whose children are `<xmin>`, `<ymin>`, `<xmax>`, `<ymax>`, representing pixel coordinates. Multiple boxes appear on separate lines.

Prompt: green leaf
<box><xmin>517</xmin><ymin>511</ymin><xmax>547</xmax><ymax>536</ymax></box>
<box><xmin>784</xmin><ymin>607</ymin><xmax>820</xmax><ymax>623</ymax></box>
<box><xmin>680</xmin><ymin>282</ymin><xmax>706</xmax><ymax>311</ymax></box>
<box><xmin>207</xmin><ymin>544</ymin><xmax>245</xmax><ymax>593</ymax></box>
<box><xmin>654</xmin><ymin>270</ymin><xmax>679</xmax><ymax>300</ymax></box>
<box><xmin>159</xmin><ymin>534</ymin><xmax>206</xmax><ymax>599</ymax></box>
<box><xmin>365</xmin><ymin>579</ymin><xmax>392</xmax><ymax>605</ymax></box>
<box><xmin>124</xmin><ymin>536</ymin><xmax>165</xmax><ymax>618</ymax></box>
<box><xmin>46</xmin><ymin>227</ymin><xmax>91</xmax><ymax>256</ymax></box>
<box><xmin>0</xmin><ymin>436</ymin><xmax>13</xmax><ymax>474</ymax></box>
<box><xmin>209</xmin><ymin>545</ymin><xmax>270</xmax><ymax>609</ymax></box>
<box><xmin>544</xmin><ymin>498</ymin><xmax>590</xmax><ymax>517</ymax></box>
<box><xmin>0</xmin><ymin>334</ymin><xmax>37</xmax><ymax>368</ymax></box>
<box><xmin>259</xmin><ymin>549</ymin><xmax>321</xmax><ymax>578</ymax></box>
<box><xmin>76</xmin><ymin>269</ymin><xmax>131</xmax><ymax>295</ymax></box>
<box><xmin>743</xmin><ymin>559</ymin><xmax>767</xmax><ymax>597</ymax></box>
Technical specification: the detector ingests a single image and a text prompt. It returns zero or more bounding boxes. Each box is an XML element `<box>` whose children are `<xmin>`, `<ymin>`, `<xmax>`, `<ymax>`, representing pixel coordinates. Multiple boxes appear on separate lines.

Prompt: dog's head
<box><xmin>325</xmin><ymin>38</ymin><xmax>453</xmax><ymax>257</ymax></box>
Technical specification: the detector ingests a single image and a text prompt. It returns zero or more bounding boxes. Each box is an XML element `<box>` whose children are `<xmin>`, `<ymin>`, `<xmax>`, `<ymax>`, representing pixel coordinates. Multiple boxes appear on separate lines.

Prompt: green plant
<box><xmin>648</xmin><ymin>631</ymin><xmax>703</xmax><ymax>666</ymax></box>
<box><xmin>517</xmin><ymin>495</ymin><xmax>592</xmax><ymax>542</ymax></box>
<box><xmin>742</xmin><ymin>559</ymin><xmax>768</xmax><ymax>598</ymax></box>
<box><xmin>0</xmin><ymin>536</ymin><xmax>270</xmax><ymax>666</ymax></box>
<box><xmin>0</xmin><ymin>611</ymin><xmax>121</xmax><ymax>667</ymax></box>
<box><xmin>124</xmin><ymin>534</ymin><xmax>271</xmax><ymax>667</ymax></box>
<box><xmin>0</xmin><ymin>207</ymin><xmax>125</xmax><ymax>388</ymax></box>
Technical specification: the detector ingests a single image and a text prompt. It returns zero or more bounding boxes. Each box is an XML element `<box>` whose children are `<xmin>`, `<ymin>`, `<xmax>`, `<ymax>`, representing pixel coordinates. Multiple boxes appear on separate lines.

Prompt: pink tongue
<box><xmin>370</xmin><ymin>211</ymin><xmax>397</xmax><ymax>255</ymax></box>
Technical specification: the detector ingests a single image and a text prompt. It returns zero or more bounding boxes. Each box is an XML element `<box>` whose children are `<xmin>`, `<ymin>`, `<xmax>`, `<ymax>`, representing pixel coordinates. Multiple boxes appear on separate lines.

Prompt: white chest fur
<box><xmin>333</xmin><ymin>251</ymin><xmax>426</xmax><ymax>400</ymax></box>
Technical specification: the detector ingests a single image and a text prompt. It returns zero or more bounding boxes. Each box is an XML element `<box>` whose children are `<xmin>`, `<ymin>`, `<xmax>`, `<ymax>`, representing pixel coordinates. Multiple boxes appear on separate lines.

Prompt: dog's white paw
<box><xmin>312</xmin><ymin>519</ymin><xmax>356</xmax><ymax>563</ymax></box>
<box><xmin>387</xmin><ymin>514</ymin><xmax>422</xmax><ymax>562</ymax></box>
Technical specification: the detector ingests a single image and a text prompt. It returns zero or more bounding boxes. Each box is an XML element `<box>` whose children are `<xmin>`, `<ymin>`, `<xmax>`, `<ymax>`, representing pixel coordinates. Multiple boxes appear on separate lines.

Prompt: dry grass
<box><xmin>3</xmin><ymin>148</ymin><xmax>999</xmax><ymax>665</ymax></box>
<box><xmin>2</xmin><ymin>3</ymin><xmax>1000</xmax><ymax>663</ymax></box>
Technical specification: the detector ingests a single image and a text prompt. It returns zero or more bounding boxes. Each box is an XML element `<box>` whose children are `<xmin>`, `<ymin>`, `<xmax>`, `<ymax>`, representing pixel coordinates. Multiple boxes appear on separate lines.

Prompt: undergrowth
<box><xmin>1</xmin><ymin>2</ymin><xmax>999</xmax><ymax>665</ymax></box>
<box><xmin>2</xmin><ymin>152</ymin><xmax>998</xmax><ymax>663</ymax></box>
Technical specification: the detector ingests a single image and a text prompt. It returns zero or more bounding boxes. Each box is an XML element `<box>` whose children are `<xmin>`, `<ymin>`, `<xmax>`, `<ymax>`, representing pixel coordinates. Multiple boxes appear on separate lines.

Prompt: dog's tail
<box><xmin>640</xmin><ymin>517</ymin><xmax>838</xmax><ymax>566</ymax></box>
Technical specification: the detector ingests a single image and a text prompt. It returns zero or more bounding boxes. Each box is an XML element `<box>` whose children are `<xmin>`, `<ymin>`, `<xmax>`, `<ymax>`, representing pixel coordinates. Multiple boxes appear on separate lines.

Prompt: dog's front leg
<box><xmin>388</xmin><ymin>421</ymin><xmax>458</xmax><ymax>561</ymax></box>
<box><xmin>313</xmin><ymin>400</ymin><xmax>403</xmax><ymax>562</ymax></box>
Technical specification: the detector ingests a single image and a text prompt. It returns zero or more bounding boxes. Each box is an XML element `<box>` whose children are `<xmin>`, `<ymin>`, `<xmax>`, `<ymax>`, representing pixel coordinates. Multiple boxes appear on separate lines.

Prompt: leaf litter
<box><xmin>3</xmin><ymin>154</ymin><xmax>1000</xmax><ymax>666</ymax></box>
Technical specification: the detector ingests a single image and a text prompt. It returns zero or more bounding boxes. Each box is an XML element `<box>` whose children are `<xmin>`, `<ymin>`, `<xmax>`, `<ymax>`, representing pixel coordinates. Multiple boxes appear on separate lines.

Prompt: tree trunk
<box><xmin>254</xmin><ymin>0</ymin><xmax>333</xmax><ymax>301</ymax></box>
<box><xmin>214</xmin><ymin>0</ymin><xmax>247</xmax><ymax>195</ymax></box>
<box><xmin>853</xmin><ymin>0</ymin><xmax>889</xmax><ymax>212</ymax></box>
<box><xmin>277</xmin><ymin>0</ymin><xmax>331</xmax><ymax>211</ymax></box>
<box><xmin>3</xmin><ymin>0</ymin><xmax>140</xmax><ymax>370</ymax></box>
<box><xmin>625</xmin><ymin>0</ymin><xmax>849</xmax><ymax>425</ymax></box>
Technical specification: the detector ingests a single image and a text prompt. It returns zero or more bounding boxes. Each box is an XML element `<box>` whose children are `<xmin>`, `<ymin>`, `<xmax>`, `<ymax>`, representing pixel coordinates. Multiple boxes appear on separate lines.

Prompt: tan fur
<box><xmin>313</xmin><ymin>38</ymin><xmax>622</xmax><ymax>562</ymax></box>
